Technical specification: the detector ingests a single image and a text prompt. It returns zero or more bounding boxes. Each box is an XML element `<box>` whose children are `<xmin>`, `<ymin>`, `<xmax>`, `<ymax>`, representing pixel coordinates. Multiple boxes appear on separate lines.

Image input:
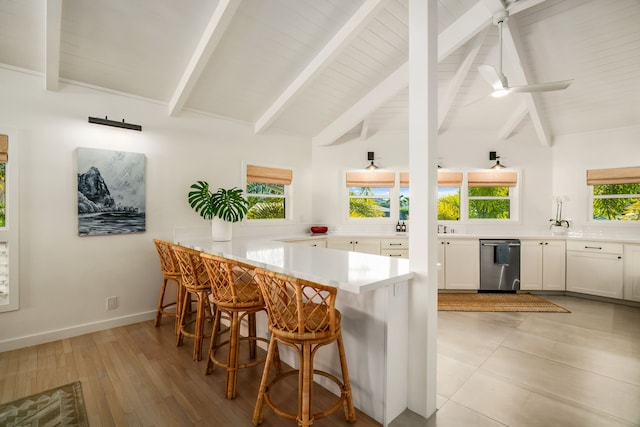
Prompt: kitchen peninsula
<box><xmin>175</xmin><ymin>234</ymin><xmax>414</xmax><ymax>426</ymax></box>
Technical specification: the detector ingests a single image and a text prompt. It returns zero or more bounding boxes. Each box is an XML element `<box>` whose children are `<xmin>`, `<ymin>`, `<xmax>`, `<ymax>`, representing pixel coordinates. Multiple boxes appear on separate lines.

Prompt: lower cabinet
<box><xmin>520</xmin><ymin>240</ymin><xmax>566</xmax><ymax>291</ymax></box>
<box><xmin>438</xmin><ymin>239</ymin><xmax>479</xmax><ymax>290</ymax></box>
<box><xmin>566</xmin><ymin>241</ymin><xmax>624</xmax><ymax>299</ymax></box>
<box><xmin>327</xmin><ymin>238</ymin><xmax>380</xmax><ymax>255</ymax></box>
<box><xmin>380</xmin><ymin>238</ymin><xmax>409</xmax><ymax>258</ymax></box>
<box><xmin>624</xmin><ymin>244</ymin><xmax>640</xmax><ymax>302</ymax></box>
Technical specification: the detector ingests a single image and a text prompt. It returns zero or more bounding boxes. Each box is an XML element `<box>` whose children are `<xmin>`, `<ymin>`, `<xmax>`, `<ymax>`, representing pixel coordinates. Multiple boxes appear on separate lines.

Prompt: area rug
<box><xmin>438</xmin><ymin>292</ymin><xmax>570</xmax><ymax>313</ymax></box>
<box><xmin>0</xmin><ymin>381</ymin><xmax>89</xmax><ymax>427</ymax></box>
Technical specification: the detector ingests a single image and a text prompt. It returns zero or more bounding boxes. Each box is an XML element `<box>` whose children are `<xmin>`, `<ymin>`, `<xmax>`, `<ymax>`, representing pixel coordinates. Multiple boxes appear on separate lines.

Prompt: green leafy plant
<box><xmin>188</xmin><ymin>181</ymin><xmax>248</xmax><ymax>223</ymax></box>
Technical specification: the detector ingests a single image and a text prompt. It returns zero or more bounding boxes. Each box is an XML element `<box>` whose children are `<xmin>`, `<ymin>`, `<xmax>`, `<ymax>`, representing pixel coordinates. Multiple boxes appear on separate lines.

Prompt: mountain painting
<box><xmin>76</xmin><ymin>147</ymin><xmax>146</xmax><ymax>236</ymax></box>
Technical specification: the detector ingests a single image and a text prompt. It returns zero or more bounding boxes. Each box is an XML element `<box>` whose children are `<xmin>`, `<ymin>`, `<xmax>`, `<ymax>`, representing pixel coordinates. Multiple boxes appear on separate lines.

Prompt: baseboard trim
<box><xmin>0</xmin><ymin>311</ymin><xmax>156</xmax><ymax>353</ymax></box>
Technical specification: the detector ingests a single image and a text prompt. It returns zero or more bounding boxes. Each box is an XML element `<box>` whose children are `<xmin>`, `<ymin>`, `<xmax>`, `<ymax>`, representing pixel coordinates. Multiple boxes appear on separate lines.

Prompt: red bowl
<box><xmin>310</xmin><ymin>226</ymin><xmax>328</xmax><ymax>234</ymax></box>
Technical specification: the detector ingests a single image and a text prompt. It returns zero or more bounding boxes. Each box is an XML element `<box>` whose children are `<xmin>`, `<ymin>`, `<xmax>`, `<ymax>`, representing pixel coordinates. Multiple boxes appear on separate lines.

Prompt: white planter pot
<box><xmin>551</xmin><ymin>225</ymin><xmax>568</xmax><ymax>236</ymax></box>
<box><xmin>211</xmin><ymin>217</ymin><xmax>232</xmax><ymax>241</ymax></box>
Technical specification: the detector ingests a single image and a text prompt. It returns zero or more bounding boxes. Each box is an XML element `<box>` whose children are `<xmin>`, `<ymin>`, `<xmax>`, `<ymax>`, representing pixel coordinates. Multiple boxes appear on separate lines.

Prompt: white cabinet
<box><xmin>327</xmin><ymin>238</ymin><xmax>380</xmax><ymax>255</ymax></box>
<box><xmin>380</xmin><ymin>238</ymin><xmax>408</xmax><ymax>258</ymax></box>
<box><xmin>566</xmin><ymin>241</ymin><xmax>624</xmax><ymax>298</ymax></box>
<box><xmin>520</xmin><ymin>240</ymin><xmax>566</xmax><ymax>291</ymax></box>
<box><xmin>624</xmin><ymin>244</ymin><xmax>640</xmax><ymax>302</ymax></box>
<box><xmin>438</xmin><ymin>239</ymin><xmax>479</xmax><ymax>290</ymax></box>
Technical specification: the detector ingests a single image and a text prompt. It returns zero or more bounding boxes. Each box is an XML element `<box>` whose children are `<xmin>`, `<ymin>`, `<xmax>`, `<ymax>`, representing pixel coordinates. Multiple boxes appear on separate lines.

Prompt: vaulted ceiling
<box><xmin>1</xmin><ymin>0</ymin><xmax>639</xmax><ymax>146</ymax></box>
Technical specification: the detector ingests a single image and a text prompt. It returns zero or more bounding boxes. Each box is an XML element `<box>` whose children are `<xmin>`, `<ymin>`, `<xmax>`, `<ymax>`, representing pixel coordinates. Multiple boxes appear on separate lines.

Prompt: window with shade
<box><xmin>438</xmin><ymin>172</ymin><xmax>462</xmax><ymax>221</ymax></box>
<box><xmin>245</xmin><ymin>164</ymin><xmax>292</xmax><ymax>220</ymax></box>
<box><xmin>467</xmin><ymin>171</ymin><xmax>518</xmax><ymax>220</ymax></box>
<box><xmin>588</xmin><ymin>166</ymin><xmax>640</xmax><ymax>221</ymax></box>
<box><xmin>346</xmin><ymin>172</ymin><xmax>395</xmax><ymax>218</ymax></box>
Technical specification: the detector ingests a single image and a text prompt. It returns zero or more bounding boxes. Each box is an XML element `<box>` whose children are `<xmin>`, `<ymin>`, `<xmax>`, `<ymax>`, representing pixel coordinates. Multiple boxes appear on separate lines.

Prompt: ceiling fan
<box><xmin>478</xmin><ymin>11</ymin><xmax>573</xmax><ymax>98</ymax></box>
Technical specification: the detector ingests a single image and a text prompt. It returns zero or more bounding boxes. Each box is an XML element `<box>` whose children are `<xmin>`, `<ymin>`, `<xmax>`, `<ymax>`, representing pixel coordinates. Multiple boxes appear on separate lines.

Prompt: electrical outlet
<box><xmin>106</xmin><ymin>296</ymin><xmax>118</xmax><ymax>310</ymax></box>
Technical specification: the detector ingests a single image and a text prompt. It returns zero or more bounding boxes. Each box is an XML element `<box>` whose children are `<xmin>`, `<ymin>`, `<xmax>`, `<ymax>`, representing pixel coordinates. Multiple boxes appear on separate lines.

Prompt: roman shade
<box><xmin>438</xmin><ymin>172</ymin><xmax>463</xmax><ymax>187</ymax></box>
<box><xmin>468</xmin><ymin>171</ymin><xmax>517</xmax><ymax>187</ymax></box>
<box><xmin>400</xmin><ymin>172</ymin><xmax>409</xmax><ymax>187</ymax></box>
<box><xmin>346</xmin><ymin>172</ymin><xmax>395</xmax><ymax>187</ymax></box>
<box><xmin>246</xmin><ymin>164</ymin><xmax>292</xmax><ymax>185</ymax></box>
<box><xmin>0</xmin><ymin>134</ymin><xmax>7</xmax><ymax>163</ymax></box>
<box><xmin>586</xmin><ymin>166</ymin><xmax>640</xmax><ymax>185</ymax></box>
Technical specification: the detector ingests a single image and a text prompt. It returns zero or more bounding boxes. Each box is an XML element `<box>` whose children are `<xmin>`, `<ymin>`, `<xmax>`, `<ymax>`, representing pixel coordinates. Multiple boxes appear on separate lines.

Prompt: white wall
<box><xmin>0</xmin><ymin>68</ymin><xmax>311</xmax><ymax>351</ymax></box>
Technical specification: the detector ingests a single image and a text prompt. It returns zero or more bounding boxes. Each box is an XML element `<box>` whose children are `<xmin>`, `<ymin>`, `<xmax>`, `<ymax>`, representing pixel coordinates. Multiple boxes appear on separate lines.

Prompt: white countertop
<box><xmin>176</xmin><ymin>236</ymin><xmax>413</xmax><ymax>295</ymax></box>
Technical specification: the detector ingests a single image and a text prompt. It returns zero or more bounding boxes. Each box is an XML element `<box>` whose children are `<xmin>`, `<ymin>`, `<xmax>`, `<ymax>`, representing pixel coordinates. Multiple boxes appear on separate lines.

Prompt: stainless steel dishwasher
<box><xmin>480</xmin><ymin>239</ymin><xmax>521</xmax><ymax>291</ymax></box>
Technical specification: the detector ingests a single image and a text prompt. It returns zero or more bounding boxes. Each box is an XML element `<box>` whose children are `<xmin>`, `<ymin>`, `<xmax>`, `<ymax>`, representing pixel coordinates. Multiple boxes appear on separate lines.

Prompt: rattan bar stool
<box><xmin>153</xmin><ymin>239</ymin><xmax>184</xmax><ymax>334</ymax></box>
<box><xmin>252</xmin><ymin>269</ymin><xmax>356</xmax><ymax>427</ymax></box>
<box><xmin>200</xmin><ymin>253</ymin><xmax>277</xmax><ymax>399</ymax></box>
<box><xmin>172</xmin><ymin>244</ymin><xmax>213</xmax><ymax>361</ymax></box>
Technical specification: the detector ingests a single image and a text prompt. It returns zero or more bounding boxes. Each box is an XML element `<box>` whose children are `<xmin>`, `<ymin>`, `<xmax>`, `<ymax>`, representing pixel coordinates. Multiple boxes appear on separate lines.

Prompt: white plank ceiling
<box><xmin>1</xmin><ymin>0</ymin><xmax>639</xmax><ymax>146</ymax></box>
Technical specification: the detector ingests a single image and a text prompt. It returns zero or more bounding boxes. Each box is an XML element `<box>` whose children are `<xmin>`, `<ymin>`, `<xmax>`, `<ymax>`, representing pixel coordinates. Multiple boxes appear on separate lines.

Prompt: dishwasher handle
<box><xmin>481</xmin><ymin>243</ymin><xmax>521</xmax><ymax>247</ymax></box>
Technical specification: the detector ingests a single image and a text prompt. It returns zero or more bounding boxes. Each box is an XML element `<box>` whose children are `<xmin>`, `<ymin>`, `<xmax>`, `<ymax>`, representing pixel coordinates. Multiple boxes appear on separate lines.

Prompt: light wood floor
<box><xmin>0</xmin><ymin>315</ymin><xmax>381</xmax><ymax>426</ymax></box>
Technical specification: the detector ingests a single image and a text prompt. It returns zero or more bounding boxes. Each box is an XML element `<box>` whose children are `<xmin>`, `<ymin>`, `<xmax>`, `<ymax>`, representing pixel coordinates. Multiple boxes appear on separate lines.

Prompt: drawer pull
<box><xmin>389</xmin><ymin>243</ymin><xmax>402</xmax><ymax>246</ymax></box>
<box><xmin>584</xmin><ymin>246</ymin><xmax>602</xmax><ymax>250</ymax></box>
<box><xmin>388</xmin><ymin>254</ymin><xmax>402</xmax><ymax>257</ymax></box>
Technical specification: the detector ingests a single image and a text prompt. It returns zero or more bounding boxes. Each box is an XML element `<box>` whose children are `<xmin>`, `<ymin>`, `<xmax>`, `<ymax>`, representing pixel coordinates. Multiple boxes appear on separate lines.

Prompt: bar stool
<box><xmin>252</xmin><ymin>268</ymin><xmax>356</xmax><ymax>427</ymax></box>
<box><xmin>153</xmin><ymin>239</ymin><xmax>183</xmax><ymax>334</ymax></box>
<box><xmin>172</xmin><ymin>244</ymin><xmax>213</xmax><ymax>361</ymax></box>
<box><xmin>200</xmin><ymin>253</ymin><xmax>276</xmax><ymax>399</ymax></box>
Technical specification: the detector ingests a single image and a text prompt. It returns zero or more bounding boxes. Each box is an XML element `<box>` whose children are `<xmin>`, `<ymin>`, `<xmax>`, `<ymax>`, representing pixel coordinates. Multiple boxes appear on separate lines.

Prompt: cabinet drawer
<box><xmin>380</xmin><ymin>239</ymin><xmax>408</xmax><ymax>250</ymax></box>
<box><xmin>381</xmin><ymin>249</ymin><xmax>408</xmax><ymax>258</ymax></box>
<box><xmin>567</xmin><ymin>240</ymin><xmax>623</xmax><ymax>255</ymax></box>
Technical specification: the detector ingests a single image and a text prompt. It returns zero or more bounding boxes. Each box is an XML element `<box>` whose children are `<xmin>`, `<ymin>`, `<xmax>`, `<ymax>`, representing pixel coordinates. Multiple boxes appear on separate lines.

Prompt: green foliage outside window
<box><xmin>468</xmin><ymin>186</ymin><xmax>510</xmax><ymax>219</ymax></box>
<box><xmin>349</xmin><ymin>187</ymin><xmax>389</xmax><ymax>218</ymax></box>
<box><xmin>399</xmin><ymin>187</ymin><xmax>410</xmax><ymax>220</ymax></box>
<box><xmin>593</xmin><ymin>183</ymin><xmax>640</xmax><ymax>220</ymax></box>
<box><xmin>0</xmin><ymin>163</ymin><xmax>5</xmax><ymax>227</ymax></box>
<box><xmin>246</xmin><ymin>182</ymin><xmax>286</xmax><ymax>219</ymax></box>
<box><xmin>438</xmin><ymin>188</ymin><xmax>460</xmax><ymax>220</ymax></box>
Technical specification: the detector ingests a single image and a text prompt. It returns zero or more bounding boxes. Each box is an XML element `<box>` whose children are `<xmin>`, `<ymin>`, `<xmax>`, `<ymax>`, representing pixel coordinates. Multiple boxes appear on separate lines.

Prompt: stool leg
<box><xmin>337</xmin><ymin>334</ymin><xmax>356</xmax><ymax>423</ymax></box>
<box><xmin>193</xmin><ymin>291</ymin><xmax>207</xmax><ymax>361</ymax></box>
<box><xmin>226</xmin><ymin>311</ymin><xmax>240</xmax><ymax>399</ymax></box>
<box><xmin>176</xmin><ymin>289</ymin><xmax>191</xmax><ymax>348</ymax></box>
<box><xmin>298</xmin><ymin>342</ymin><xmax>313</xmax><ymax>427</ymax></box>
<box><xmin>205</xmin><ymin>308</ymin><xmax>223</xmax><ymax>375</ymax></box>
<box><xmin>252</xmin><ymin>339</ymin><xmax>278</xmax><ymax>426</ymax></box>
<box><xmin>248</xmin><ymin>313</ymin><xmax>257</xmax><ymax>359</ymax></box>
<box><xmin>174</xmin><ymin>280</ymin><xmax>183</xmax><ymax>335</ymax></box>
<box><xmin>154</xmin><ymin>277</ymin><xmax>169</xmax><ymax>327</ymax></box>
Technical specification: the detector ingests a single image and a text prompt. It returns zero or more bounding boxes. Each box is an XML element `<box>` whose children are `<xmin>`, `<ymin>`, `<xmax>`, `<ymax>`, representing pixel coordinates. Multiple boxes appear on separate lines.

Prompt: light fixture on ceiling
<box><xmin>365</xmin><ymin>151</ymin><xmax>380</xmax><ymax>170</ymax></box>
<box><xmin>88</xmin><ymin>116</ymin><xmax>142</xmax><ymax>131</ymax></box>
<box><xmin>489</xmin><ymin>151</ymin><xmax>506</xmax><ymax>169</ymax></box>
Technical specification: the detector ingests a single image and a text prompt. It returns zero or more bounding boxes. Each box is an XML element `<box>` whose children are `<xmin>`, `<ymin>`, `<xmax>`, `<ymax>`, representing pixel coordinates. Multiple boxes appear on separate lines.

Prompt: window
<box><xmin>438</xmin><ymin>172</ymin><xmax>462</xmax><ymax>221</ymax></box>
<box><xmin>0</xmin><ymin>131</ymin><xmax>19</xmax><ymax>312</ymax></box>
<box><xmin>245</xmin><ymin>164</ymin><xmax>292</xmax><ymax>220</ymax></box>
<box><xmin>399</xmin><ymin>172</ymin><xmax>409</xmax><ymax>220</ymax></box>
<box><xmin>467</xmin><ymin>171</ymin><xmax>518</xmax><ymax>220</ymax></box>
<box><xmin>346</xmin><ymin>172</ymin><xmax>394</xmax><ymax>218</ymax></box>
<box><xmin>587</xmin><ymin>166</ymin><xmax>640</xmax><ymax>221</ymax></box>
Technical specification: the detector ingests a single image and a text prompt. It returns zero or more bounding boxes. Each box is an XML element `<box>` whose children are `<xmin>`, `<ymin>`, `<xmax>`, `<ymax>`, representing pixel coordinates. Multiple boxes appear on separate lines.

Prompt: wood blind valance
<box><xmin>438</xmin><ymin>172</ymin><xmax>463</xmax><ymax>187</ymax></box>
<box><xmin>0</xmin><ymin>134</ymin><xmax>7</xmax><ymax>163</ymax></box>
<box><xmin>246</xmin><ymin>164</ymin><xmax>292</xmax><ymax>185</ymax></box>
<box><xmin>586</xmin><ymin>166</ymin><xmax>640</xmax><ymax>185</ymax></box>
<box><xmin>468</xmin><ymin>171</ymin><xmax>518</xmax><ymax>187</ymax></box>
<box><xmin>346</xmin><ymin>172</ymin><xmax>395</xmax><ymax>187</ymax></box>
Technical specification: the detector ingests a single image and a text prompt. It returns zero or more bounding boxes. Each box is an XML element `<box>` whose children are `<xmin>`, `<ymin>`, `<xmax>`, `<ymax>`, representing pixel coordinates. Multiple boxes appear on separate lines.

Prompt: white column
<box><xmin>408</xmin><ymin>0</ymin><xmax>438</xmax><ymax>419</ymax></box>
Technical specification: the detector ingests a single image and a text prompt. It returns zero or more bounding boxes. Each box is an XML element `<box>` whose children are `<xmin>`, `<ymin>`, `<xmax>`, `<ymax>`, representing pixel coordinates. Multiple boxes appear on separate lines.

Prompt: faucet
<box><xmin>437</xmin><ymin>225</ymin><xmax>447</xmax><ymax>234</ymax></box>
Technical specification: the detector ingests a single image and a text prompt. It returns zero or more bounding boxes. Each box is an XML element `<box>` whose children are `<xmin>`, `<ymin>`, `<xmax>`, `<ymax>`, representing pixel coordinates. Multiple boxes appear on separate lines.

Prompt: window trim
<box><xmin>344</xmin><ymin>170</ymin><xmax>396</xmax><ymax>223</ymax></box>
<box><xmin>0</xmin><ymin>128</ymin><xmax>19</xmax><ymax>313</ymax></box>
<box><xmin>587</xmin><ymin>166</ymin><xmax>640</xmax><ymax>222</ymax></box>
<box><xmin>466</xmin><ymin>170</ymin><xmax>520</xmax><ymax>222</ymax></box>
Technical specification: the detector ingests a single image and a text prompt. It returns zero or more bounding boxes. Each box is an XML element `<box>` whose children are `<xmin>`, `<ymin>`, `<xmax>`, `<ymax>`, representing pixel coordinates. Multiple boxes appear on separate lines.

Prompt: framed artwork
<box><xmin>76</xmin><ymin>147</ymin><xmax>146</xmax><ymax>236</ymax></box>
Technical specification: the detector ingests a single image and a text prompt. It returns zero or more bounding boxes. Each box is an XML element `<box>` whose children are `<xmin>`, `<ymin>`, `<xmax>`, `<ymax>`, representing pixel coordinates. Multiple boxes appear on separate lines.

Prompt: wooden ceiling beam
<box><xmin>45</xmin><ymin>0</ymin><xmax>62</xmax><ymax>91</ymax></box>
<box><xmin>254</xmin><ymin>0</ymin><xmax>389</xmax><ymax>135</ymax></box>
<box><xmin>168</xmin><ymin>0</ymin><xmax>241</xmax><ymax>117</ymax></box>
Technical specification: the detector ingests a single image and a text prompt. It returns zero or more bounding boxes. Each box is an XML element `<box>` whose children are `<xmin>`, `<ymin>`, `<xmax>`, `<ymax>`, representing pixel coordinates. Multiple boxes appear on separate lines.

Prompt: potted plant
<box><xmin>549</xmin><ymin>196</ymin><xmax>570</xmax><ymax>235</ymax></box>
<box><xmin>188</xmin><ymin>181</ymin><xmax>248</xmax><ymax>241</ymax></box>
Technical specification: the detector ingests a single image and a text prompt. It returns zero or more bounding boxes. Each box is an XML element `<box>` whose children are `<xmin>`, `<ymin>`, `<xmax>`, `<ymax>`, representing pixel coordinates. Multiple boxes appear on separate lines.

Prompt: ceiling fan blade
<box><xmin>478</xmin><ymin>65</ymin><xmax>506</xmax><ymax>91</ymax></box>
<box><xmin>509</xmin><ymin>79</ymin><xmax>573</xmax><ymax>93</ymax></box>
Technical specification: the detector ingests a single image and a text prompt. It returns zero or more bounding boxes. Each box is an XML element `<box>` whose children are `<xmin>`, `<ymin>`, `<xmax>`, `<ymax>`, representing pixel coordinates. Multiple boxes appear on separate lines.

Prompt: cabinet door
<box><xmin>567</xmin><ymin>251</ymin><xmax>623</xmax><ymax>298</ymax></box>
<box><xmin>542</xmin><ymin>241</ymin><xmax>566</xmax><ymax>291</ymax></box>
<box><xmin>520</xmin><ymin>240</ymin><xmax>543</xmax><ymax>290</ymax></box>
<box><xmin>353</xmin><ymin>239</ymin><xmax>381</xmax><ymax>255</ymax></box>
<box><xmin>327</xmin><ymin>238</ymin><xmax>355</xmax><ymax>252</ymax></box>
<box><xmin>624</xmin><ymin>244</ymin><xmax>640</xmax><ymax>302</ymax></box>
<box><xmin>437</xmin><ymin>240</ymin><xmax>445</xmax><ymax>289</ymax></box>
<box><xmin>444</xmin><ymin>239</ymin><xmax>479</xmax><ymax>290</ymax></box>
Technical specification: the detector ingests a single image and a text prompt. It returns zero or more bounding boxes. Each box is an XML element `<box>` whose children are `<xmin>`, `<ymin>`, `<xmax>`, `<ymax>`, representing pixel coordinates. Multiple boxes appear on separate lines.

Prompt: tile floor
<box><xmin>391</xmin><ymin>295</ymin><xmax>640</xmax><ymax>427</ymax></box>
